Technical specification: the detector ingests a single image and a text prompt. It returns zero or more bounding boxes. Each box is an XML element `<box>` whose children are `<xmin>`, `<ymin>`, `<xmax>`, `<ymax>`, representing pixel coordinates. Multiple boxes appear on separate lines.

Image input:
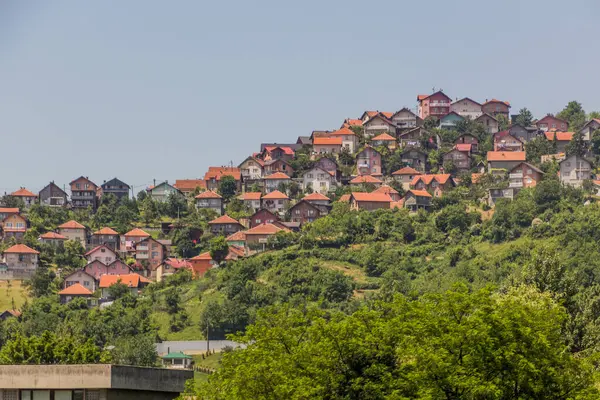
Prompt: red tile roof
<box><xmin>262</xmin><ymin>190</ymin><xmax>289</xmax><ymax>200</ymax></box>
<box><xmin>303</xmin><ymin>192</ymin><xmax>330</xmax><ymax>201</ymax></box>
<box><xmin>331</xmin><ymin>127</ymin><xmax>356</xmax><ymax>136</ymax></box>
<box><xmin>59</xmin><ymin>283</ymin><xmax>93</xmax><ymax>296</ymax></box>
<box><xmin>373</xmin><ymin>185</ymin><xmax>399</xmax><ymax>195</ymax></box>
<box><xmin>203</xmin><ymin>167</ymin><xmax>241</xmax><ymax>181</ymax></box>
<box><xmin>350</xmin><ymin>192</ymin><xmax>393</xmax><ymax>203</ymax></box>
<box><xmin>84</xmin><ymin>244</ymin><xmax>116</xmax><ymax>257</ymax></box>
<box><xmin>238</xmin><ymin>192</ymin><xmax>262</xmax><ymax>200</ymax></box>
<box><xmin>124</xmin><ymin>228</ymin><xmax>150</xmax><ymax>237</ymax></box>
<box><xmin>99</xmin><ymin>273</ymin><xmax>147</xmax><ymax>288</ymax></box>
<box><xmin>3</xmin><ymin>244</ymin><xmax>39</xmax><ymax>254</ymax></box>
<box><xmin>226</xmin><ymin>231</ymin><xmax>247</xmax><ymax>242</ymax></box>
<box><xmin>11</xmin><ymin>188</ymin><xmax>37</xmax><ymax>197</ymax></box>
<box><xmin>174</xmin><ymin>179</ymin><xmax>206</xmax><ymax>191</ymax></box>
<box><xmin>410</xmin><ymin>174</ymin><xmax>452</xmax><ymax>186</ymax></box>
<box><xmin>3</xmin><ymin>310</ymin><xmax>21</xmax><ymax>317</ymax></box>
<box><xmin>264</xmin><ymin>146</ymin><xmax>295</xmax><ymax>156</ymax></box>
<box><xmin>391</xmin><ymin>199</ymin><xmax>405</xmax><ymax>209</ymax></box>
<box><xmin>263</xmin><ymin>172</ymin><xmax>291</xmax><ymax>180</ymax></box>
<box><xmin>94</xmin><ymin>227</ymin><xmax>118</xmax><ymax>235</ymax></box>
<box><xmin>338</xmin><ymin>194</ymin><xmax>351</xmax><ymax>203</ymax></box>
<box><xmin>471</xmin><ymin>173</ymin><xmax>483</xmax><ymax>183</ymax></box>
<box><xmin>455</xmin><ymin>143</ymin><xmax>472</xmax><ymax>152</ymax></box>
<box><xmin>483</xmin><ymin>99</ymin><xmax>510</xmax><ymax>106</ymax></box>
<box><xmin>407</xmin><ymin>189</ymin><xmax>432</xmax><ymax>198</ymax></box>
<box><xmin>164</xmin><ymin>258</ymin><xmax>192</xmax><ymax>269</ymax></box>
<box><xmin>189</xmin><ymin>252</ymin><xmax>212</xmax><ymax>261</ymax></box>
<box><xmin>486</xmin><ymin>151</ymin><xmax>526</xmax><ymax>162</ymax></box>
<box><xmin>371</xmin><ymin>133</ymin><xmax>396</xmax><ymax>142</ymax></box>
<box><xmin>343</xmin><ymin>119</ymin><xmax>362</xmax><ymax>127</ymax></box>
<box><xmin>350</xmin><ymin>175</ymin><xmax>383</xmax><ymax>184</ymax></box>
<box><xmin>245</xmin><ymin>223</ymin><xmax>287</xmax><ymax>235</ymax></box>
<box><xmin>58</xmin><ymin>220</ymin><xmax>85</xmax><ymax>229</ymax></box>
<box><xmin>544</xmin><ymin>131</ymin><xmax>574</xmax><ymax>141</ymax></box>
<box><xmin>313</xmin><ymin>137</ymin><xmax>343</xmax><ymax>145</ymax></box>
<box><xmin>417</xmin><ymin>94</ymin><xmax>429</xmax><ymax>101</ymax></box>
<box><xmin>195</xmin><ymin>190</ymin><xmax>222</xmax><ymax>199</ymax></box>
<box><xmin>209</xmin><ymin>215</ymin><xmax>240</xmax><ymax>225</ymax></box>
<box><xmin>39</xmin><ymin>232</ymin><xmax>67</xmax><ymax>240</ymax></box>
<box><xmin>392</xmin><ymin>166</ymin><xmax>420</xmax><ymax>175</ymax></box>
<box><xmin>0</xmin><ymin>208</ymin><xmax>19</xmax><ymax>214</ymax></box>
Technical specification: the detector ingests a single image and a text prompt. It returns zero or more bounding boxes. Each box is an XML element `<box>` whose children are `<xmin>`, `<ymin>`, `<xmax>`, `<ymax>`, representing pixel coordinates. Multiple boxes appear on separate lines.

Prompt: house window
<box><xmin>256</xmin><ymin>219</ymin><xmax>261</xmax><ymax>224</ymax></box>
<box><xmin>566</xmin><ymin>162</ymin><xmax>571</xmax><ymax>167</ymax></box>
<box><xmin>552</xmin><ymin>123</ymin><xmax>556</xmax><ymax>128</ymax></box>
<box><xmin>84</xmin><ymin>281</ymin><xmax>90</xmax><ymax>287</ymax></box>
<box><xmin>295</xmin><ymin>210</ymin><xmax>301</xmax><ymax>215</ymax></box>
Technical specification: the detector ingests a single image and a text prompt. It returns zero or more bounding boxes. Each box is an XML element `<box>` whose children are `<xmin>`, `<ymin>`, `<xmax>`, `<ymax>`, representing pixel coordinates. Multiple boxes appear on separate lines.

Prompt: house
<box><xmin>349</xmin><ymin>175</ymin><xmax>383</xmax><ymax>187</ymax></box>
<box><xmin>403</xmin><ymin>190</ymin><xmax>432</xmax><ymax>211</ymax></box>
<box><xmin>99</xmin><ymin>273</ymin><xmax>151</xmax><ymax>298</ymax></box>
<box><xmin>356</xmin><ymin>146</ymin><xmax>382</xmax><ymax>176</ymax></box>
<box><xmin>537</xmin><ymin>115</ymin><xmax>568</xmax><ymax>132</ymax></box>
<box><xmin>1</xmin><ymin>244</ymin><xmax>39</xmax><ymax>280</ymax></box>
<box><xmin>508</xmin><ymin>162</ymin><xmax>544</xmax><ymax>190</ymax></box>
<box><xmin>226</xmin><ymin>231</ymin><xmax>247</xmax><ymax>249</ymax></box>
<box><xmin>443</xmin><ymin>147</ymin><xmax>472</xmax><ymax>173</ymax></box>
<box><xmin>90</xmin><ymin>227</ymin><xmax>120</xmax><ymax>251</ymax></box>
<box><xmin>455</xmin><ymin>134</ymin><xmax>479</xmax><ymax>153</ymax></box>
<box><xmin>161</xmin><ymin>352</ymin><xmax>193</xmax><ymax>369</ymax></box>
<box><xmin>0</xmin><ymin>309</ymin><xmax>21</xmax><ymax>321</ymax></box>
<box><xmin>397</xmin><ymin>127</ymin><xmax>431</xmax><ymax>148</ymax></box>
<box><xmin>315</xmin><ymin>157</ymin><xmax>340</xmax><ymax>179</ymax></box>
<box><xmin>330</xmin><ymin>127</ymin><xmax>358</xmax><ymax>153</ymax></box>
<box><xmin>303</xmin><ymin>192</ymin><xmax>331</xmax><ymax>207</ymax></box>
<box><xmin>302</xmin><ymin>167</ymin><xmax>337</xmax><ymax>194</ymax></box>
<box><xmin>493</xmin><ymin>131</ymin><xmax>524</xmax><ymax>152</ymax></box>
<box><xmin>482</xmin><ymin>99</ymin><xmax>511</xmax><ymax>118</ymax></box>
<box><xmin>261</xmin><ymin>190</ymin><xmax>290</xmax><ymax>214</ymax></box>
<box><xmin>57</xmin><ymin>220</ymin><xmax>87</xmax><ymax>247</ymax></box>
<box><xmin>63</xmin><ymin>269</ymin><xmax>97</xmax><ymax>292</ymax></box>
<box><xmin>84</xmin><ymin>259</ymin><xmax>132</xmax><ymax>280</ymax></box>
<box><xmin>391</xmin><ymin>108</ymin><xmax>422</xmax><ymax>130</ymax></box>
<box><xmin>188</xmin><ymin>247</ymin><xmax>245</xmax><ymax>276</ymax></box>
<box><xmin>370</xmin><ymin>133</ymin><xmax>397</xmax><ymax>150</ymax></box>
<box><xmin>70</xmin><ymin>176</ymin><xmax>99</xmax><ymax>211</ymax></box>
<box><xmin>541</xmin><ymin>153</ymin><xmax>566</xmax><ymax>163</ymax></box>
<box><xmin>244</xmin><ymin>223</ymin><xmax>289</xmax><ymax>249</ymax></box>
<box><xmin>450</xmin><ymin>97</ymin><xmax>482</xmax><ymax>119</ymax></box>
<box><xmin>313</xmin><ymin>137</ymin><xmax>343</xmax><ymax>155</ymax></box>
<box><xmin>153</xmin><ymin>258</ymin><xmax>192</xmax><ymax>282</ymax></box>
<box><xmin>410</xmin><ymin>174</ymin><xmax>455</xmax><ymax>196</ymax></box>
<box><xmin>440</xmin><ymin>112</ymin><xmax>465</xmax><ymax>130</ymax></box>
<box><xmin>392</xmin><ymin>166</ymin><xmax>421</xmax><ymax>190</ymax></box>
<box><xmin>134</xmin><ymin>237</ymin><xmax>166</xmax><ymax>272</ymax></box>
<box><xmin>101</xmin><ymin>178</ymin><xmax>130</xmax><ymax>201</ymax></box>
<box><xmin>475</xmin><ymin>113</ymin><xmax>499</xmax><ymax>134</ymax></box>
<box><xmin>544</xmin><ymin>131</ymin><xmax>574</xmax><ymax>153</ymax></box>
<box><xmin>203</xmin><ymin>167</ymin><xmax>242</xmax><ymax>192</ymax></box>
<box><xmin>349</xmin><ymin>192</ymin><xmax>392</xmax><ymax>211</ymax></box>
<box><xmin>487</xmin><ymin>151</ymin><xmax>527</xmax><ymax>174</ymax></box>
<box><xmin>360</xmin><ymin>110</ymin><xmax>393</xmax><ymax>123</ymax></box>
<box><xmin>0</xmin><ymin>208</ymin><xmax>19</xmax><ymax>223</ymax></box>
<box><xmin>372</xmin><ymin>185</ymin><xmax>401</xmax><ymax>201</ymax></box>
<box><xmin>509</xmin><ymin>124</ymin><xmax>538</xmax><ymax>143</ymax></box>
<box><xmin>488</xmin><ymin>188</ymin><xmax>516</xmax><ymax>206</ymax></box>
<box><xmin>147</xmin><ymin>181</ymin><xmax>183</xmax><ymax>203</ymax></box>
<box><xmin>297</xmin><ymin>136</ymin><xmax>313</xmax><ymax>145</ymax></box>
<box><xmin>121</xmin><ymin>228</ymin><xmax>151</xmax><ymax>253</ymax></box>
<box><xmin>417</xmin><ymin>91</ymin><xmax>452</xmax><ymax>119</ymax></box>
<box><xmin>38</xmin><ymin>182</ymin><xmax>68</xmax><ymax>207</ymax></box>
<box><xmin>38</xmin><ymin>232</ymin><xmax>68</xmax><ymax>246</ymax></box>
<box><xmin>400</xmin><ymin>147</ymin><xmax>429</xmax><ymax>172</ymax></box>
<box><xmin>250</xmin><ymin>209</ymin><xmax>280</xmax><ymax>228</ymax></box>
<box><xmin>341</xmin><ymin>118</ymin><xmax>363</xmax><ymax>129</ymax></box>
<box><xmin>263</xmin><ymin>172</ymin><xmax>291</xmax><ymax>193</ymax></box>
<box><xmin>363</xmin><ymin>113</ymin><xmax>397</xmax><ymax>138</ymax></box>
<box><xmin>173</xmin><ymin>179</ymin><xmax>206</xmax><ymax>195</ymax></box>
<box><xmin>289</xmin><ymin>200</ymin><xmax>324</xmax><ymax>225</ymax></box>
<box><xmin>579</xmin><ymin>119</ymin><xmax>600</xmax><ymax>141</ymax></box>
<box><xmin>208</xmin><ymin>215</ymin><xmax>244</xmax><ymax>236</ymax></box>
<box><xmin>2</xmin><ymin>214</ymin><xmax>27</xmax><ymax>240</ymax></box>
<box><xmin>559</xmin><ymin>154</ymin><xmax>592</xmax><ymax>188</ymax></box>
<box><xmin>259</xmin><ymin>145</ymin><xmax>295</xmax><ymax>162</ymax></box>
<box><xmin>58</xmin><ymin>283</ymin><xmax>94</xmax><ymax>305</ymax></box>
<box><xmin>85</xmin><ymin>244</ymin><xmax>118</xmax><ymax>264</ymax></box>
<box><xmin>195</xmin><ymin>191</ymin><xmax>224</xmax><ymax>215</ymax></box>
<box><xmin>263</xmin><ymin>159</ymin><xmax>294</xmax><ymax>177</ymax></box>
<box><xmin>238</xmin><ymin>192</ymin><xmax>262</xmax><ymax>211</ymax></box>
<box><xmin>9</xmin><ymin>188</ymin><xmax>37</xmax><ymax>208</ymax></box>
<box><xmin>239</xmin><ymin>156</ymin><xmax>265</xmax><ymax>181</ymax></box>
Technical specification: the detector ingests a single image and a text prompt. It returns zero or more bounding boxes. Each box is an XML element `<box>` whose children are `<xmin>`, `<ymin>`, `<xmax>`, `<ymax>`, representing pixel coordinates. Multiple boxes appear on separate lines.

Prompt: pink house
<box><xmin>417</xmin><ymin>91</ymin><xmax>452</xmax><ymax>119</ymax></box>
<box><xmin>356</xmin><ymin>146</ymin><xmax>382</xmax><ymax>176</ymax></box>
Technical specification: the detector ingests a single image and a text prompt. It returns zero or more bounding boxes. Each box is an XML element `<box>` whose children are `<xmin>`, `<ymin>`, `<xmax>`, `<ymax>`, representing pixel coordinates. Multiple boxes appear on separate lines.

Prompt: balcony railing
<box><xmin>509</xmin><ymin>182</ymin><xmax>523</xmax><ymax>188</ymax></box>
<box><xmin>509</xmin><ymin>173</ymin><xmax>523</xmax><ymax>179</ymax></box>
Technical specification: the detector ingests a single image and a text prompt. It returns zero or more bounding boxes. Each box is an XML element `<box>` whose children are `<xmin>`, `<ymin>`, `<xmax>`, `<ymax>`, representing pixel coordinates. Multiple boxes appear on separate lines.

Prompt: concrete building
<box><xmin>559</xmin><ymin>154</ymin><xmax>592</xmax><ymax>188</ymax></box>
<box><xmin>450</xmin><ymin>97</ymin><xmax>482</xmax><ymax>119</ymax></box>
<box><xmin>39</xmin><ymin>182</ymin><xmax>68</xmax><ymax>207</ymax></box>
<box><xmin>57</xmin><ymin>220</ymin><xmax>87</xmax><ymax>248</ymax></box>
<box><xmin>0</xmin><ymin>364</ymin><xmax>192</xmax><ymax>399</ymax></box>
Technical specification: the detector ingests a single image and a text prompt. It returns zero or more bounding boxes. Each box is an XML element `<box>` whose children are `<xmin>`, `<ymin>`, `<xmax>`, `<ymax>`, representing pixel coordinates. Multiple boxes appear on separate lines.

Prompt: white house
<box><xmin>450</xmin><ymin>97</ymin><xmax>483</xmax><ymax>119</ymax></box>
<box><xmin>263</xmin><ymin>172</ymin><xmax>291</xmax><ymax>193</ymax></box>
<box><xmin>302</xmin><ymin>167</ymin><xmax>337</xmax><ymax>194</ymax></box>
<box><xmin>559</xmin><ymin>154</ymin><xmax>591</xmax><ymax>188</ymax></box>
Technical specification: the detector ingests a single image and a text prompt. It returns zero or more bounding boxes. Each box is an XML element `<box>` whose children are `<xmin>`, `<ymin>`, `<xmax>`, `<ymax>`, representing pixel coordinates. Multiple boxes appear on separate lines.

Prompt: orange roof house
<box><xmin>392</xmin><ymin>166</ymin><xmax>420</xmax><ymax>176</ymax></box>
<box><xmin>124</xmin><ymin>228</ymin><xmax>151</xmax><ymax>238</ymax></box>
<box><xmin>349</xmin><ymin>192</ymin><xmax>393</xmax><ymax>211</ymax></box>
<box><xmin>58</xmin><ymin>220</ymin><xmax>85</xmax><ymax>229</ymax></box>
<box><xmin>303</xmin><ymin>192</ymin><xmax>331</xmax><ymax>202</ymax></box>
<box><xmin>263</xmin><ymin>172</ymin><xmax>291</xmax><ymax>180</ymax></box>
<box><xmin>544</xmin><ymin>131</ymin><xmax>574</xmax><ymax>141</ymax></box>
<box><xmin>99</xmin><ymin>273</ymin><xmax>151</xmax><ymax>289</ymax></box>
<box><xmin>350</xmin><ymin>175</ymin><xmax>383</xmax><ymax>185</ymax></box>
<box><xmin>238</xmin><ymin>192</ymin><xmax>262</xmax><ymax>200</ymax></box>
<box><xmin>10</xmin><ymin>188</ymin><xmax>37</xmax><ymax>198</ymax></box>
<box><xmin>195</xmin><ymin>190</ymin><xmax>222</xmax><ymax>199</ymax></box>
<box><xmin>372</xmin><ymin>185</ymin><xmax>401</xmax><ymax>201</ymax></box>
<box><xmin>39</xmin><ymin>232</ymin><xmax>68</xmax><ymax>240</ymax></box>
<box><xmin>174</xmin><ymin>179</ymin><xmax>206</xmax><ymax>193</ymax></box>
<box><xmin>203</xmin><ymin>167</ymin><xmax>242</xmax><ymax>191</ymax></box>
<box><xmin>487</xmin><ymin>151</ymin><xmax>527</xmax><ymax>174</ymax></box>
<box><xmin>59</xmin><ymin>283</ymin><xmax>93</xmax><ymax>296</ymax></box>
<box><xmin>94</xmin><ymin>227</ymin><xmax>119</xmax><ymax>235</ymax></box>
<box><xmin>402</xmin><ymin>190</ymin><xmax>433</xmax><ymax>211</ymax></box>
<box><xmin>3</xmin><ymin>244</ymin><xmax>39</xmax><ymax>254</ymax></box>
<box><xmin>313</xmin><ymin>137</ymin><xmax>343</xmax><ymax>145</ymax></box>
<box><xmin>261</xmin><ymin>190</ymin><xmax>290</xmax><ymax>200</ymax></box>
<box><xmin>371</xmin><ymin>133</ymin><xmax>396</xmax><ymax>141</ymax></box>
<box><xmin>410</xmin><ymin>174</ymin><xmax>454</xmax><ymax>197</ymax></box>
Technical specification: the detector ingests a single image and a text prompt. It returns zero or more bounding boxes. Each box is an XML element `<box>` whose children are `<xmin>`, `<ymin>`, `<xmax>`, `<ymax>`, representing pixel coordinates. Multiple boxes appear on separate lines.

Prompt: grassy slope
<box><xmin>0</xmin><ymin>280</ymin><xmax>29</xmax><ymax>310</ymax></box>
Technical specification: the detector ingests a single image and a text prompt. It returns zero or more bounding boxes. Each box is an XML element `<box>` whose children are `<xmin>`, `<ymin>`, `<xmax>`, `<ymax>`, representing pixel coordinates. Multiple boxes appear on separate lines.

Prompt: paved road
<box><xmin>156</xmin><ymin>340</ymin><xmax>245</xmax><ymax>355</ymax></box>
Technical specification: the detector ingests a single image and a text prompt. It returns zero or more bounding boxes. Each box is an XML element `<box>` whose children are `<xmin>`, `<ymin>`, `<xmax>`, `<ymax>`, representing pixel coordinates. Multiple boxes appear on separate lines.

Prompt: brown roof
<box><xmin>195</xmin><ymin>190</ymin><xmax>222</xmax><ymax>199</ymax></box>
<box><xmin>483</xmin><ymin>99</ymin><xmax>510</xmax><ymax>107</ymax></box>
<box><xmin>262</xmin><ymin>190</ymin><xmax>289</xmax><ymax>200</ymax></box>
<box><xmin>350</xmin><ymin>175</ymin><xmax>383</xmax><ymax>184</ymax></box>
<box><xmin>350</xmin><ymin>192</ymin><xmax>393</xmax><ymax>203</ymax></box>
<box><xmin>209</xmin><ymin>215</ymin><xmax>240</xmax><ymax>225</ymax></box>
<box><xmin>238</xmin><ymin>192</ymin><xmax>262</xmax><ymax>200</ymax></box>
<box><xmin>341</xmin><ymin>120</ymin><xmax>362</xmax><ymax>128</ymax></box>
<box><xmin>245</xmin><ymin>223</ymin><xmax>287</xmax><ymax>235</ymax></box>
<box><xmin>486</xmin><ymin>151</ymin><xmax>526</xmax><ymax>162</ymax></box>
<box><xmin>303</xmin><ymin>192</ymin><xmax>331</xmax><ymax>201</ymax></box>
<box><xmin>226</xmin><ymin>231</ymin><xmax>247</xmax><ymax>242</ymax></box>
<box><xmin>410</xmin><ymin>174</ymin><xmax>452</xmax><ymax>186</ymax></box>
<box><xmin>174</xmin><ymin>179</ymin><xmax>206</xmax><ymax>191</ymax></box>
<box><xmin>373</xmin><ymin>185</ymin><xmax>399</xmax><ymax>195</ymax></box>
<box><xmin>263</xmin><ymin>172</ymin><xmax>291</xmax><ymax>180</ymax></box>
<box><xmin>124</xmin><ymin>228</ymin><xmax>151</xmax><ymax>237</ymax></box>
<box><xmin>84</xmin><ymin>244</ymin><xmax>116</xmax><ymax>257</ymax></box>
<box><xmin>59</xmin><ymin>283</ymin><xmax>93</xmax><ymax>296</ymax></box>
<box><xmin>58</xmin><ymin>220</ymin><xmax>85</xmax><ymax>229</ymax></box>
<box><xmin>544</xmin><ymin>131</ymin><xmax>574</xmax><ymax>141</ymax></box>
<box><xmin>338</xmin><ymin>194</ymin><xmax>351</xmax><ymax>203</ymax></box>
<box><xmin>3</xmin><ymin>244</ymin><xmax>39</xmax><ymax>254</ymax></box>
<box><xmin>39</xmin><ymin>232</ymin><xmax>67</xmax><ymax>240</ymax></box>
<box><xmin>11</xmin><ymin>188</ymin><xmax>37</xmax><ymax>197</ymax></box>
<box><xmin>392</xmin><ymin>166</ymin><xmax>420</xmax><ymax>175</ymax></box>
<box><xmin>94</xmin><ymin>227</ymin><xmax>118</xmax><ymax>235</ymax></box>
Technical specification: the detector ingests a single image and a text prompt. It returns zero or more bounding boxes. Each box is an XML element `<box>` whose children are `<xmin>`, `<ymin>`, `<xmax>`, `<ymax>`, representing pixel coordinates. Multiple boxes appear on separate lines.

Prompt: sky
<box><xmin>1</xmin><ymin>0</ymin><xmax>599</xmax><ymax>194</ymax></box>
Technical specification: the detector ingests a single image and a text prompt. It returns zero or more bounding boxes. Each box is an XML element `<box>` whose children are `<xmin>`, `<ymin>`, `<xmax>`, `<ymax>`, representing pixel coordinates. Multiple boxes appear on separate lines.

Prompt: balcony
<box><xmin>509</xmin><ymin>182</ymin><xmax>523</xmax><ymax>188</ymax></box>
<box><xmin>137</xmin><ymin>245</ymin><xmax>149</xmax><ymax>251</ymax></box>
<box><xmin>509</xmin><ymin>173</ymin><xmax>523</xmax><ymax>179</ymax></box>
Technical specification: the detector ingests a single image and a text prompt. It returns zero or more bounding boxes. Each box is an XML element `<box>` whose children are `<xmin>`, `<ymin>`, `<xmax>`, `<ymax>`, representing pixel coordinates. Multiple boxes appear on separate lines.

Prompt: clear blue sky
<box><xmin>1</xmin><ymin>0</ymin><xmax>599</xmax><ymax>194</ymax></box>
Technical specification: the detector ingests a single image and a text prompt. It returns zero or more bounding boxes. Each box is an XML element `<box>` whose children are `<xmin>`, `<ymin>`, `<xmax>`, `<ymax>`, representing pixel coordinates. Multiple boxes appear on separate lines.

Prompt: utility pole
<box><xmin>206</xmin><ymin>322</ymin><xmax>210</xmax><ymax>353</ymax></box>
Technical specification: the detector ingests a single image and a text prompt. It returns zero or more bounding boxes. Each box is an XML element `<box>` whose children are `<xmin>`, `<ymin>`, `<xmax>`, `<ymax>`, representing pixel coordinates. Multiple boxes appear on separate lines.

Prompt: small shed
<box><xmin>161</xmin><ymin>351</ymin><xmax>193</xmax><ymax>369</ymax></box>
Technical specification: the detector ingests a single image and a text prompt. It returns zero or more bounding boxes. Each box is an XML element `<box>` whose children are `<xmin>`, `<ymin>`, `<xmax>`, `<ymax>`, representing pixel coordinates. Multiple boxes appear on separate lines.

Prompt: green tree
<box><xmin>53</xmin><ymin>240</ymin><xmax>85</xmax><ymax>272</ymax></box>
<box><xmin>109</xmin><ymin>334</ymin><xmax>158</xmax><ymax>367</ymax></box>
<box><xmin>557</xmin><ymin>101</ymin><xmax>587</xmax><ymax>132</ymax></box>
<box><xmin>423</xmin><ymin>116</ymin><xmax>439</xmax><ymax>130</ymax></box>
<box><xmin>209</xmin><ymin>236</ymin><xmax>229</xmax><ymax>265</ymax></box>
<box><xmin>566</xmin><ymin>132</ymin><xmax>587</xmax><ymax>156</ymax></box>
<box><xmin>588</xmin><ymin>111</ymin><xmax>600</xmax><ymax>120</ymax></box>
<box><xmin>515</xmin><ymin>107</ymin><xmax>534</xmax><ymax>126</ymax></box>
<box><xmin>218</xmin><ymin>175</ymin><xmax>237</xmax><ymax>200</ymax></box>
<box><xmin>139</xmin><ymin>196</ymin><xmax>159</xmax><ymax>225</ymax></box>
<box><xmin>107</xmin><ymin>282</ymin><xmax>130</xmax><ymax>299</ymax></box>
<box><xmin>496</xmin><ymin>114</ymin><xmax>510</xmax><ymax>131</ymax></box>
